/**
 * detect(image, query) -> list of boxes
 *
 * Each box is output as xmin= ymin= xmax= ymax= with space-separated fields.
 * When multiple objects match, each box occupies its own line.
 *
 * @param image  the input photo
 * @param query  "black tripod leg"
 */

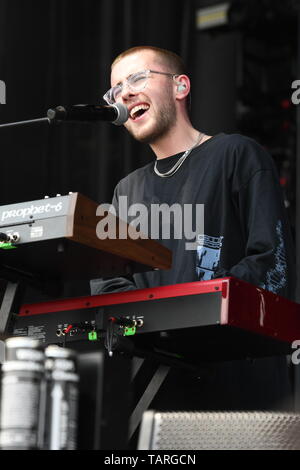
xmin=129 ymin=364 xmax=170 ymax=439
xmin=0 ymin=281 xmax=25 ymax=333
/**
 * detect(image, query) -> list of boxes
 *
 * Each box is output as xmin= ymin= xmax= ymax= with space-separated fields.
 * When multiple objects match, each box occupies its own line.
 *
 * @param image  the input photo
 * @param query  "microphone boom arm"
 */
xmin=0 ymin=103 xmax=129 ymax=129
xmin=0 ymin=117 xmax=50 ymax=128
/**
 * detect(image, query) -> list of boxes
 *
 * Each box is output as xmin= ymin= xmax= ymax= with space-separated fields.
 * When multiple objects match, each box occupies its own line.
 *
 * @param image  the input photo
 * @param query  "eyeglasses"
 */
xmin=103 ymin=69 xmax=178 ymax=105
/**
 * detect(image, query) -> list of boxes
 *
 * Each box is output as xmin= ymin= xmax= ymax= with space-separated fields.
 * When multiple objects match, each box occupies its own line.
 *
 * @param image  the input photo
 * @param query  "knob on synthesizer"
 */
xmin=0 ymin=232 xmax=10 ymax=242
xmin=10 ymin=232 xmax=20 ymax=242
xmin=0 ymin=231 xmax=20 ymax=243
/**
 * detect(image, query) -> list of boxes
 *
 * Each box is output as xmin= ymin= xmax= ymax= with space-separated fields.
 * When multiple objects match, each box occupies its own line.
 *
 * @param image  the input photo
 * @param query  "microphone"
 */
xmin=47 ymin=103 xmax=129 ymax=126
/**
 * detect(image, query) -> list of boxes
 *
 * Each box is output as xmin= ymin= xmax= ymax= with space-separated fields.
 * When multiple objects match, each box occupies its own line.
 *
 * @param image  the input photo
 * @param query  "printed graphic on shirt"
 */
xmin=261 ymin=220 xmax=287 ymax=294
xmin=196 ymin=234 xmax=223 ymax=281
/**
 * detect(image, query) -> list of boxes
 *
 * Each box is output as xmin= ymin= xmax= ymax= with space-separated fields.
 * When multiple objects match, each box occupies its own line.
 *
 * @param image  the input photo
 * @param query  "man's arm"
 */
xmin=90 ymin=184 xmax=137 ymax=295
xmin=215 ymin=145 xmax=295 ymax=300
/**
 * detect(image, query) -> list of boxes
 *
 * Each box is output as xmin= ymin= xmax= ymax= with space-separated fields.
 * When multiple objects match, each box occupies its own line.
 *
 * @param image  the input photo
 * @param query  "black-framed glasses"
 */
xmin=103 ymin=69 xmax=178 ymax=105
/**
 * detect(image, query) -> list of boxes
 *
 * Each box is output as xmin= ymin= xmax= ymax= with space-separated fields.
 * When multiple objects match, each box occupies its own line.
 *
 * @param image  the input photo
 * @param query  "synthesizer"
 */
xmin=14 ymin=277 xmax=300 ymax=364
xmin=0 ymin=193 xmax=171 ymax=282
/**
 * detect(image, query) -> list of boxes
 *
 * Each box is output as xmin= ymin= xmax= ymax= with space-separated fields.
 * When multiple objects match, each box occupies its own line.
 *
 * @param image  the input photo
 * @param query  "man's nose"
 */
xmin=120 ymin=83 xmax=137 ymax=101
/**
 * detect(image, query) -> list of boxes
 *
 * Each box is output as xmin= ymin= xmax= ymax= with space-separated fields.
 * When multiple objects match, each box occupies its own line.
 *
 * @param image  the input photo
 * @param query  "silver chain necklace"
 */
xmin=154 ymin=131 xmax=205 ymax=178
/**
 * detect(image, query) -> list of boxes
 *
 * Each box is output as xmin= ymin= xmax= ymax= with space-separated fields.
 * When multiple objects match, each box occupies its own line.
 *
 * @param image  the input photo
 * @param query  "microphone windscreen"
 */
xmin=112 ymin=103 xmax=129 ymax=126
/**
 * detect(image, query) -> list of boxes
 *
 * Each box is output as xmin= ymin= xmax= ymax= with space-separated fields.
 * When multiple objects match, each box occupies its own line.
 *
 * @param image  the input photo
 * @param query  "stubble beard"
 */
xmin=125 ymin=95 xmax=177 ymax=145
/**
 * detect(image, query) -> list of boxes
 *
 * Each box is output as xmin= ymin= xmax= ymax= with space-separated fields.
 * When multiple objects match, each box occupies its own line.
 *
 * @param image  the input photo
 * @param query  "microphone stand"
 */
xmin=0 ymin=117 xmax=50 ymax=128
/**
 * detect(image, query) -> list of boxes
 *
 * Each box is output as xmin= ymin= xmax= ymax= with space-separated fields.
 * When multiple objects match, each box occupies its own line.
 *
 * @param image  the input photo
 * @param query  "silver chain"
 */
xmin=153 ymin=131 xmax=205 ymax=178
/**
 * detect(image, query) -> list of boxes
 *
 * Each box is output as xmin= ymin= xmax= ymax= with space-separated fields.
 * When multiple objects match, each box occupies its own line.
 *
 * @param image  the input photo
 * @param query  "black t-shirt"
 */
xmin=90 ymin=132 xmax=295 ymax=412
xmin=104 ymin=133 xmax=295 ymax=300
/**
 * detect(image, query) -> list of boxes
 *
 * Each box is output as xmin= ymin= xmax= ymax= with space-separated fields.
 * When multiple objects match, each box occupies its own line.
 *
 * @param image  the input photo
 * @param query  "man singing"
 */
xmin=92 ymin=46 xmax=295 ymax=412
xmin=93 ymin=45 xmax=295 ymax=300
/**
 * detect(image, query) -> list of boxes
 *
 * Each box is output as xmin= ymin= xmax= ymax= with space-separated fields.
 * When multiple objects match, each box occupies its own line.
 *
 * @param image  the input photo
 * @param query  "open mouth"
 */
xmin=130 ymin=103 xmax=150 ymax=121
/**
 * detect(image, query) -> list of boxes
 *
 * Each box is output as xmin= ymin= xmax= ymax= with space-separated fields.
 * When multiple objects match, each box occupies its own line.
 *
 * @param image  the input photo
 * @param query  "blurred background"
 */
xmin=0 ymin=0 xmax=299 ymax=291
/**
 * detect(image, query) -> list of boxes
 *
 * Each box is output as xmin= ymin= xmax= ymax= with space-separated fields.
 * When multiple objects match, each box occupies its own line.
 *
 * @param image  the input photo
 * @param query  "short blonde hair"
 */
xmin=111 ymin=46 xmax=187 ymax=75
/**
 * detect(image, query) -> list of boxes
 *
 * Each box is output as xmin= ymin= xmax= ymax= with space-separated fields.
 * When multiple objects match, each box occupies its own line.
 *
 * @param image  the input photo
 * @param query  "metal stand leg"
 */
xmin=0 ymin=281 xmax=24 ymax=333
xmin=129 ymin=364 xmax=170 ymax=439
xmin=131 ymin=357 xmax=145 ymax=380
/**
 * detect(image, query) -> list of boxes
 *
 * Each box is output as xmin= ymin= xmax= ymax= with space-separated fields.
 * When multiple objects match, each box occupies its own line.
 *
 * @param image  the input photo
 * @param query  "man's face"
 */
xmin=110 ymin=51 xmax=177 ymax=144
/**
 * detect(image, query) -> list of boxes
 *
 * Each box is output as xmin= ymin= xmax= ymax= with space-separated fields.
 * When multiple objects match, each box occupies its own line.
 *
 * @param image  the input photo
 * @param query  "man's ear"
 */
xmin=174 ymin=75 xmax=190 ymax=101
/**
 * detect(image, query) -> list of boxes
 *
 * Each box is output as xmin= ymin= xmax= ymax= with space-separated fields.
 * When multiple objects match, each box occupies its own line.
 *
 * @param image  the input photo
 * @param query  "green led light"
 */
xmin=0 ymin=242 xmax=16 ymax=250
xmin=124 ymin=326 xmax=136 ymax=336
xmin=88 ymin=331 xmax=98 ymax=341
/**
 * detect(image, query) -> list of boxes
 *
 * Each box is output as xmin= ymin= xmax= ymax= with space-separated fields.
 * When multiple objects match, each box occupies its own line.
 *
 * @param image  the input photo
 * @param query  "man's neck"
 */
xmin=150 ymin=122 xmax=203 ymax=160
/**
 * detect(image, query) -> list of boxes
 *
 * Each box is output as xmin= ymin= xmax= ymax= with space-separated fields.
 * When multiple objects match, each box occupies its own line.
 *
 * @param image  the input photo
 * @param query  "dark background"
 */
xmin=0 ymin=0 xmax=298 ymax=295
xmin=0 ymin=0 xmax=300 ymax=441
xmin=0 ymin=0 xmax=297 ymax=211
